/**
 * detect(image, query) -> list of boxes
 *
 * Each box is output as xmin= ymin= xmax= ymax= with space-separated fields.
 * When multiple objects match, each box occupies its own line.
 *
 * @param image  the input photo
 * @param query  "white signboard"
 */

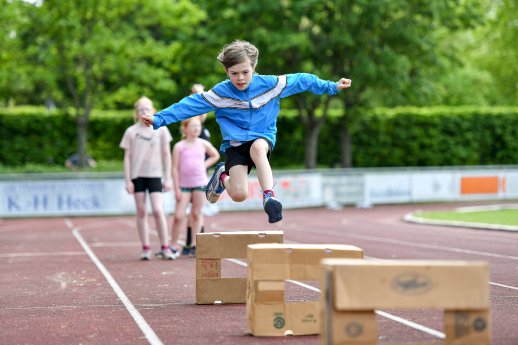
xmin=216 ymin=173 xmax=323 ymax=211
xmin=0 ymin=179 xmax=138 ymax=217
xmin=0 ymin=173 xmax=323 ymax=217
xmin=410 ymin=172 xmax=457 ymax=201
xmin=363 ymin=173 xmax=411 ymax=204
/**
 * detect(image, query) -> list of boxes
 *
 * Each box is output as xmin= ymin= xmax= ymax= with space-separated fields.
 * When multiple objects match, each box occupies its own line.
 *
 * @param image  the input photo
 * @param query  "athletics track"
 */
xmin=1 ymin=201 xmax=517 ymax=345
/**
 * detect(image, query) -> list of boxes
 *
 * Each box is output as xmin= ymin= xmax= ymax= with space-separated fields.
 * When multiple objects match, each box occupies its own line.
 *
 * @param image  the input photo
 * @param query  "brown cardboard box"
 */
xmin=196 ymin=231 xmax=283 ymax=304
xmin=444 ymin=309 xmax=492 ymax=345
xmin=247 ymin=244 xmax=364 ymax=336
xmin=320 ymin=259 xmax=491 ymax=345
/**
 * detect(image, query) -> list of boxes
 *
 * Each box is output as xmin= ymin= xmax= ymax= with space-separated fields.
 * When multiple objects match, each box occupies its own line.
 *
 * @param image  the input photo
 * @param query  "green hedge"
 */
xmin=1 ymin=106 xmax=518 ymax=168
xmin=350 ymin=106 xmax=518 ymax=167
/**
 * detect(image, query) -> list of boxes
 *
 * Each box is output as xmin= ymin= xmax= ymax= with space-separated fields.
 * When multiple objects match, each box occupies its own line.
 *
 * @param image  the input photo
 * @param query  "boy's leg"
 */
xmin=206 ymin=162 xmax=249 ymax=203
xmin=225 ymin=164 xmax=249 ymax=202
xmin=249 ymin=139 xmax=273 ymax=191
xmin=250 ymin=139 xmax=283 ymax=223
xmin=206 ymin=162 xmax=226 ymax=203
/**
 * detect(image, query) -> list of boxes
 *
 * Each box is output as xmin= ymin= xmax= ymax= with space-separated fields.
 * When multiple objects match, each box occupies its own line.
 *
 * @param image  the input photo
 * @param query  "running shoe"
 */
xmin=181 ymin=245 xmax=191 ymax=256
xmin=140 ymin=249 xmax=151 ymax=261
xmin=205 ymin=162 xmax=226 ymax=203
xmin=155 ymin=248 xmax=178 ymax=260
xmin=263 ymin=192 xmax=283 ymax=223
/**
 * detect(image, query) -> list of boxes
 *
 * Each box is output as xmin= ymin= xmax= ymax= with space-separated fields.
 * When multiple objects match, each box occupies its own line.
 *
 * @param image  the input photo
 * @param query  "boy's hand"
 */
xmin=337 ymin=78 xmax=352 ymax=90
xmin=142 ymin=114 xmax=154 ymax=127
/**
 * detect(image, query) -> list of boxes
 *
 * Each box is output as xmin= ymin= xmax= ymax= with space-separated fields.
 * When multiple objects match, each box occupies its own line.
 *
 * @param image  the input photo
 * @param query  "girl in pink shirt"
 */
xmin=171 ymin=116 xmax=220 ymax=255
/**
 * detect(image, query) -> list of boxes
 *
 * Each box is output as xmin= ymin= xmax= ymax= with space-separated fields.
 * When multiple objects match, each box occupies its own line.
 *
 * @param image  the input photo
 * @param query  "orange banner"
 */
xmin=460 ymin=176 xmax=504 ymax=194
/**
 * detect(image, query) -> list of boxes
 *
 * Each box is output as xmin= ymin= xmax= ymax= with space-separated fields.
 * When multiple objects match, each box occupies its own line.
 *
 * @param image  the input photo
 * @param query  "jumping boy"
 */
xmin=143 ymin=40 xmax=351 ymax=223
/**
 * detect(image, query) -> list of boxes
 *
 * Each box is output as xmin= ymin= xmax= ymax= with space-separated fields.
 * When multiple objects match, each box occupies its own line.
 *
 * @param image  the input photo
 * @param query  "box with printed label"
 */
xmin=320 ymin=259 xmax=491 ymax=345
xmin=246 ymin=243 xmax=364 ymax=336
xmin=196 ymin=231 xmax=283 ymax=304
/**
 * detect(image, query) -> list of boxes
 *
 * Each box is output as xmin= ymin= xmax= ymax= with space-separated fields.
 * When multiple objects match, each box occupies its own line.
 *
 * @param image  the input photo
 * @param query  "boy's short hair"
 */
xmin=217 ymin=40 xmax=259 ymax=69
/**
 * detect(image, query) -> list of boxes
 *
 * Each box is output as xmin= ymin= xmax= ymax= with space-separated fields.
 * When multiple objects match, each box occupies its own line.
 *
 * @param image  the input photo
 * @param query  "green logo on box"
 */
xmin=273 ymin=314 xmax=285 ymax=329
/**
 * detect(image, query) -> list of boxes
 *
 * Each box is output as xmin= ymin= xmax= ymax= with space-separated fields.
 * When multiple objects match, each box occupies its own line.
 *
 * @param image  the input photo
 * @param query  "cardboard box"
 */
xmin=320 ymin=259 xmax=491 ymax=345
xmin=246 ymin=243 xmax=364 ymax=336
xmin=444 ymin=309 xmax=492 ymax=345
xmin=195 ymin=231 xmax=283 ymax=304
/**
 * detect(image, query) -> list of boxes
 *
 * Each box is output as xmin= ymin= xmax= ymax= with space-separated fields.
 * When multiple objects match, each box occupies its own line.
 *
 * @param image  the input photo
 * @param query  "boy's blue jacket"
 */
xmin=153 ymin=73 xmax=339 ymax=152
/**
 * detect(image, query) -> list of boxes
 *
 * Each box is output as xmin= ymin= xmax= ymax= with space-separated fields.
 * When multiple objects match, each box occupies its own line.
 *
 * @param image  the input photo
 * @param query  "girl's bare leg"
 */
xmin=134 ymin=192 xmax=149 ymax=247
xmin=171 ymin=192 xmax=191 ymax=250
xmin=189 ymin=191 xmax=205 ymax=246
xmin=149 ymin=191 xmax=169 ymax=248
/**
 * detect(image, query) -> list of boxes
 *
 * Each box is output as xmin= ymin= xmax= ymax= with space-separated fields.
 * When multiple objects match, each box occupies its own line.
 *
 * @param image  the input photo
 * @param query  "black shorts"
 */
xmin=132 ymin=177 xmax=163 ymax=193
xmin=224 ymin=138 xmax=272 ymax=174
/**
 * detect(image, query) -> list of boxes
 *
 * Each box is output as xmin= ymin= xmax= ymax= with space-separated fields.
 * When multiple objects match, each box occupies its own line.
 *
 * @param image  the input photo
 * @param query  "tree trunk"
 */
xmin=76 ymin=113 xmax=89 ymax=168
xmin=304 ymin=118 xmax=322 ymax=169
xmin=298 ymin=97 xmax=330 ymax=169
xmin=340 ymin=99 xmax=355 ymax=168
xmin=340 ymin=119 xmax=352 ymax=168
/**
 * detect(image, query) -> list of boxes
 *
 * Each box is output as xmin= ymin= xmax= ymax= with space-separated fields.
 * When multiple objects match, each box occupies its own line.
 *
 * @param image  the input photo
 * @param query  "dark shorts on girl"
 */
xmin=132 ymin=177 xmax=162 ymax=193
xmin=224 ymin=138 xmax=272 ymax=174
xmin=180 ymin=186 xmax=205 ymax=192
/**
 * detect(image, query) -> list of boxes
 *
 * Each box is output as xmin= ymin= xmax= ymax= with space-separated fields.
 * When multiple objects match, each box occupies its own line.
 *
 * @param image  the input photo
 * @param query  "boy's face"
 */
xmin=225 ymin=58 xmax=255 ymax=91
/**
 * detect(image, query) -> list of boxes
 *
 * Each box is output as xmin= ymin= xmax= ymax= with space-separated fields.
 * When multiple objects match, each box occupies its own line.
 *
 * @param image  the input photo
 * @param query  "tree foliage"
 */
xmin=8 ymin=0 xmax=206 ymax=167
xmin=1 ymin=0 xmax=515 ymax=169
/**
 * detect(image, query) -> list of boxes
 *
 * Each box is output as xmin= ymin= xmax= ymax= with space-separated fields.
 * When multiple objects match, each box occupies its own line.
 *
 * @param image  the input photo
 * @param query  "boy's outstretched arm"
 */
xmin=282 ymin=73 xmax=351 ymax=98
xmin=142 ymin=93 xmax=215 ymax=129
xmin=337 ymin=78 xmax=352 ymax=90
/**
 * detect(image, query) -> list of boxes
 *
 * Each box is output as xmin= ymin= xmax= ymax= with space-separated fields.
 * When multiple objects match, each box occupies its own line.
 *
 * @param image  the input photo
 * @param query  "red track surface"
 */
xmin=1 ymin=201 xmax=517 ymax=345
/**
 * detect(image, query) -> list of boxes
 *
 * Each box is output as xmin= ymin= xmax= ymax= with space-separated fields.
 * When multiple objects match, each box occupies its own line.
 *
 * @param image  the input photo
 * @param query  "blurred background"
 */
xmin=0 ymin=0 xmax=517 ymax=176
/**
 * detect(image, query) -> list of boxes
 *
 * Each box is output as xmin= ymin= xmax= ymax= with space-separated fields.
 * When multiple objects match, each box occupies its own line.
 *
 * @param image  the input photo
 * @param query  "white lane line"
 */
xmin=225 ymin=258 xmax=247 ymax=267
xmin=90 ymin=242 xmax=141 ymax=248
xmin=344 ymin=233 xmax=518 ymax=260
xmin=287 ymin=279 xmax=320 ymax=292
xmin=375 ymin=310 xmax=445 ymax=339
xmin=228 ymin=235 xmax=518 ymax=292
xmin=490 ymin=282 xmax=518 ymax=291
xmin=64 ymin=219 xmax=163 ymax=345
xmin=405 ymin=213 xmax=518 ymax=232
xmin=2 ymin=302 xmax=184 ymax=311
xmin=224 ymin=258 xmax=445 ymax=339
xmin=0 ymin=251 xmax=85 ymax=258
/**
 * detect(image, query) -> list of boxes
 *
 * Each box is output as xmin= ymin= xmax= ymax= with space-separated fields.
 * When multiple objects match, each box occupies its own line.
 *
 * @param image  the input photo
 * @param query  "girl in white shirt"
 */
xmin=120 ymin=96 xmax=176 ymax=260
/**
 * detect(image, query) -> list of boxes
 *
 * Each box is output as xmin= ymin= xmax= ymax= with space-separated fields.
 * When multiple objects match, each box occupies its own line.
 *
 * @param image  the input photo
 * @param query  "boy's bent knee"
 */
xmin=230 ymin=190 xmax=248 ymax=202
xmin=250 ymin=139 xmax=268 ymax=155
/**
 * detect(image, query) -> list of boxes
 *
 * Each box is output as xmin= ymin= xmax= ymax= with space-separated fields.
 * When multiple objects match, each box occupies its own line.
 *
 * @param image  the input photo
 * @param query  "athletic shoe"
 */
xmin=168 ymin=246 xmax=182 ymax=257
xmin=155 ymin=248 xmax=177 ymax=260
xmin=205 ymin=162 xmax=226 ymax=203
xmin=190 ymin=246 xmax=196 ymax=257
xmin=263 ymin=192 xmax=283 ymax=223
xmin=181 ymin=245 xmax=191 ymax=256
xmin=140 ymin=249 xmax=151 ymax=261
